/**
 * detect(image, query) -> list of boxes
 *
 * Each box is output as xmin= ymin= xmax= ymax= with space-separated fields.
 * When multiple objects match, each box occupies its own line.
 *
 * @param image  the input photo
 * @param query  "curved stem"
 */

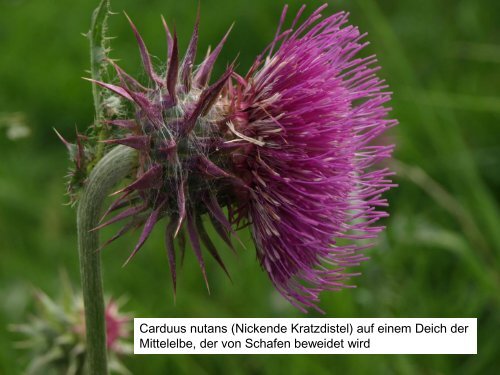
xmin=77 ymin=145 xmax=136 ymax=375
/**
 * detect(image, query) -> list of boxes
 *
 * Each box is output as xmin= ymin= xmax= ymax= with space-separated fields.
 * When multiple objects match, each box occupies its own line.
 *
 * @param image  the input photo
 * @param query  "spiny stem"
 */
xmin=89 ymin=0 xmax=111 ymax=164
xmin=77 ymin=145 xmax=136 ymax=375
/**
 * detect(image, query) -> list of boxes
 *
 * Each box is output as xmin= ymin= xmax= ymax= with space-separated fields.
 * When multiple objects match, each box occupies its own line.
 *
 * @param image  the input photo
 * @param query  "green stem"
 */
xmin=77 ymin=145 xmax=136 ymax=375
xmin=89 ymin=0 xmax=111 ymax=164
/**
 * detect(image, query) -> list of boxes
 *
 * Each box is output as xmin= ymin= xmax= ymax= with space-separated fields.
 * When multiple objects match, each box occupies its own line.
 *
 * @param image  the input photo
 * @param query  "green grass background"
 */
xmin=1 ymin=0 xmax=499 ymax=373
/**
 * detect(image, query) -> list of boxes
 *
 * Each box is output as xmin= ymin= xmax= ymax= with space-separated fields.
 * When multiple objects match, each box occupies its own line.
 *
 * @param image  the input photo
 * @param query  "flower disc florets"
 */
xmin=224 ymin=5 xmax=397 ymax=312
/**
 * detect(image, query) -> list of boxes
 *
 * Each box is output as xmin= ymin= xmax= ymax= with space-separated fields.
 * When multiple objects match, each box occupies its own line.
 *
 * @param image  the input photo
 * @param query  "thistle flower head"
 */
xmin=88 ymin=5 xmax=396 ymax=312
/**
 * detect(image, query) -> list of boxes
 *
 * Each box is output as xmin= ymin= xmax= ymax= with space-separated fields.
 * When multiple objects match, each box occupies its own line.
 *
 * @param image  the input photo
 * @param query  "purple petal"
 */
xmin=268 ymin=5 xmax=288 ymax=57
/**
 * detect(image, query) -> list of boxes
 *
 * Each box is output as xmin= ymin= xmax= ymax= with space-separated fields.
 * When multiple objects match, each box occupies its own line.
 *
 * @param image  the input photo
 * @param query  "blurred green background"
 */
xmin=1 ymin=0 xmax=499 ymax=373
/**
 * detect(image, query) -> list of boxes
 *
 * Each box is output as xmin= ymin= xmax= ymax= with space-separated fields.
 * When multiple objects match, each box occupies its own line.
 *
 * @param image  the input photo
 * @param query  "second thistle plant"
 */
xmin=10 ymin=281 xmax=131 ymax=375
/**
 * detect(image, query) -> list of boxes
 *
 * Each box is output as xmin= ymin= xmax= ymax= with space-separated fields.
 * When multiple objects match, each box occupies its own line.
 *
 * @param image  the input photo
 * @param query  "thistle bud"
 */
xmin=10 ymin=281 xmax=131 ymax=374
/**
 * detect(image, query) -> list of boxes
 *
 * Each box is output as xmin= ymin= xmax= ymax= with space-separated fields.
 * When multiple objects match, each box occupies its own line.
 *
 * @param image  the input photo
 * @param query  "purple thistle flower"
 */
xmin=86 ymin=4 xmax=396 ymax=312
xmin=225 ymin=5 xmax=397 ymax=312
